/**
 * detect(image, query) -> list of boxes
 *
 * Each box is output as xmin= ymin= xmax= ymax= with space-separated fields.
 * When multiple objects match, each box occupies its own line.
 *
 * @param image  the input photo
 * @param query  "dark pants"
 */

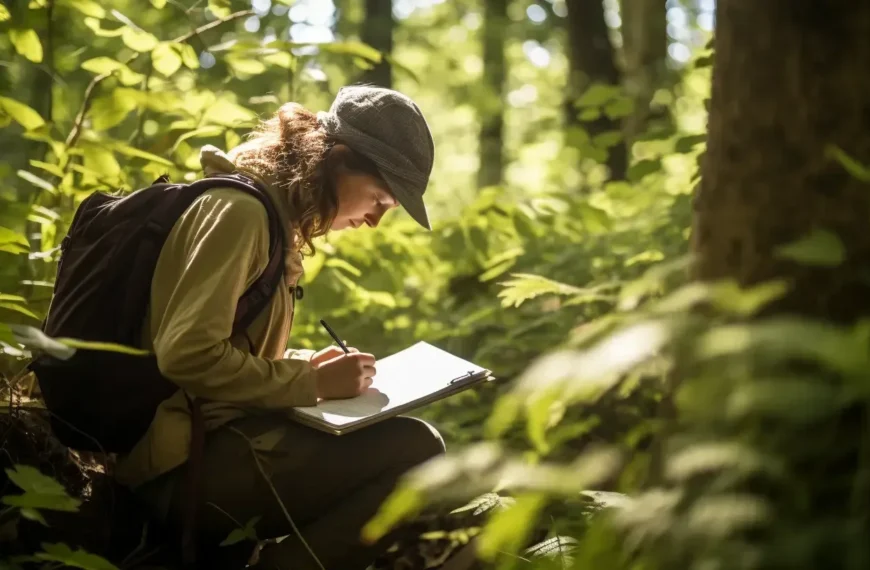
xmin=136 ymin=414 xmax=445 ymax=570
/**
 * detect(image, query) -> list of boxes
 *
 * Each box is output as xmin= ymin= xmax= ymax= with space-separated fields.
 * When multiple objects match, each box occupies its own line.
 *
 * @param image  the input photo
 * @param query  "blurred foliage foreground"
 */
xmin=5 ymin=2 xmax=864 ymax=570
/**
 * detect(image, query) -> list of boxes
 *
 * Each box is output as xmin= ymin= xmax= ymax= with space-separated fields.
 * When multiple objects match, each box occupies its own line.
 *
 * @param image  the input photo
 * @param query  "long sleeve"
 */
xmin=148 ymin=188 xmax=318 ymax=408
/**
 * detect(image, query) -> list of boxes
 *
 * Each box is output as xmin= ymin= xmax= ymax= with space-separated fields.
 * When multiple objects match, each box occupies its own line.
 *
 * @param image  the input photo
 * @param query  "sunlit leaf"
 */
xmin=0 ymin=5 xmax=9 ymax=21
xmin=29 ymin=160 xmax=65 ymax=178
xmin=110 ymin=142 xmax=174 ymax=166
xmin=10 ymin=29 xmax=43 ymax=63
xmin=202 ymin=99 xmax=258 ymax=127
xmin=83 ymin=17 xmax=125 ymax=38
xmin=593 ymin=130 xmax=623 ymax=149
xmin=152 ymin=42 xmax=184 ymax=77
xmin=687 ymin=494 xmax=772 ymax=537
xmin=90 ymin=89 xmax=138 ymax=131
xmin=498 ymin=274 xmax=585 ymax=308
xmin=59 ymin=0 xmax=105 ymax=17
xmin=326 ymin=258 xmax=363 ymax=277
xmin=178 ymin=44 xmax=200 ymax=69
xmin=0 ymin=302 xmax=39 ymax=320
xmin=150 ymin=0 xmax=167 ymax=8
xmin=9 ymin=325 xmax=76 ymax=360
xmin=0 ymin=227 xmax=28 ymax=247
xmin=477 ymin=494 xmax=545 ymax=561
xmin=0 ymin=96 xmax=46 ymax=131
xmin=775 ymin=228 xmax=845 ymax=267
xmin=362 ymin=486 xmax=424 ymax=543
xmin=81 ymin=57 xmax=144 ymax=86
xmin=226 ymin=55 xmax=267 ymax=75
xmin=666 ymin=442 xmax=784 ymax=482
xmin=17 ymin=170 xmax=56 ymax=194
xmin=122 ymin=27 xmax=159 ymax=52
xmin=263 ymin=50 xmax=296 ymax=69
xmin=208 ymin=0 xmax=232 ymax=18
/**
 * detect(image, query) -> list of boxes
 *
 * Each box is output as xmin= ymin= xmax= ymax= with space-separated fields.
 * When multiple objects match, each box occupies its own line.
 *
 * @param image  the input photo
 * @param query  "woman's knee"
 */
xmin=390 ymin=417 xmax=446 ymax=464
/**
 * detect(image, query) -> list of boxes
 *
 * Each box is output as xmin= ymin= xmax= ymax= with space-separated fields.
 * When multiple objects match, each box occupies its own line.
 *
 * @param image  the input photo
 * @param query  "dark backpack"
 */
xmin=29 ymin=173 xmax=286 ymax=454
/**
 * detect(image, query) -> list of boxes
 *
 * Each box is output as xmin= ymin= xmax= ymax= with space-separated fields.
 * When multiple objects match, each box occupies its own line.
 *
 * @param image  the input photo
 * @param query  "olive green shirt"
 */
xmin=114 ymin=147 xmax=319 ymax=488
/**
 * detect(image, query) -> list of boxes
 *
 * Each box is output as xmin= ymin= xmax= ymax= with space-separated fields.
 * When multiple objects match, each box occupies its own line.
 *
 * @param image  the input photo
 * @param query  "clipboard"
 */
xmin=289 ymin=342 xmax=494 ymax=435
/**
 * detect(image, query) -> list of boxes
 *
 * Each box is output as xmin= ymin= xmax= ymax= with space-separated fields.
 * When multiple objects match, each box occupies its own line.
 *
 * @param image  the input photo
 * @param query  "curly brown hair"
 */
xmin=227 ymin=103 xmax=384 ymax=254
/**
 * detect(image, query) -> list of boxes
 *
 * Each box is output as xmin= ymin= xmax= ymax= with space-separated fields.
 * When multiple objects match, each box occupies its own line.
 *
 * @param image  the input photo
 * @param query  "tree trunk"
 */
xmin=564 ymin=0 xmax=627 ymax=181
xmin=620 ymin=0 xmax=670 ymax=141
xmin=691 ymin=0 xmax=870 ymax=324
xmin=360 ymin=0 xmax=394 ymax=88
xmin=476 ymin=0 xmax=507 ymax=189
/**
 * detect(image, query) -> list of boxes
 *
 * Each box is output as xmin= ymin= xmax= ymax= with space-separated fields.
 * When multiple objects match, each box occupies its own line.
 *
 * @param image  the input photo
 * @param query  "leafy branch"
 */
xmin=63 ymin=9 xmax=253 ymax=155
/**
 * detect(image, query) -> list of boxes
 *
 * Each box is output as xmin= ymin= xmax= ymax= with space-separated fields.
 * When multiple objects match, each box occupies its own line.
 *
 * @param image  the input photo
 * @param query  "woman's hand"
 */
xmin=314 ymin=350 xmax=377 ymax=400
xmin=310 ymin=344 xmax=359 ymax=367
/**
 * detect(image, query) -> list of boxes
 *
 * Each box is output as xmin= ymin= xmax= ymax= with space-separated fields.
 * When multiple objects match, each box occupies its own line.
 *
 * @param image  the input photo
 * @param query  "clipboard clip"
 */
xmin=450 ymin=371 xmax=477 ymax=385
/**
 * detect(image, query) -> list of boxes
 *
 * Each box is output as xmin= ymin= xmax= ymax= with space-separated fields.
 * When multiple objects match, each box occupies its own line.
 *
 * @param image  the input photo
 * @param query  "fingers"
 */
xmin=362 ymin=377 xmax=373 ymax=390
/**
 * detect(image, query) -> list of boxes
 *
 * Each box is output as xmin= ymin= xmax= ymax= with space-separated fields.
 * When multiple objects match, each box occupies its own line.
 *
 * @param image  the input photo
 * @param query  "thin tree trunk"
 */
xmin=564 ymin=0 xmax=627 ymax=181
xmin=691 ymin=0 xmax=870 ymax=324
xmin=360 ymin=0 xmax=393 ymax=88
xmin=476 ymin=0 xmax=507 ymax=189
xmin=621 ymin=0 xmax=670 ymax=141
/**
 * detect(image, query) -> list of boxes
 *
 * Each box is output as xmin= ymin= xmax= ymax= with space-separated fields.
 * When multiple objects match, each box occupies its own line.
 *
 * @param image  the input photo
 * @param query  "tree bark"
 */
xmin=620 ymin=0 xmax=670 ymax=141
xmin=691 ymin=0 xmax=870 ymax=324
xmin=476 ymin=0 xmax=507 ymax=189
xmin=564 ymin=0 xmax=627 ymax=181
xmin=360 ymin=0 xmax=394 ymax=88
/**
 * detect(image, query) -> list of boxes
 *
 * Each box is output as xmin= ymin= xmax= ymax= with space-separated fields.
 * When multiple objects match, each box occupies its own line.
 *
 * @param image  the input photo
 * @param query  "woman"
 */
xmin=117 ymin=86 xmax=444 ymax=569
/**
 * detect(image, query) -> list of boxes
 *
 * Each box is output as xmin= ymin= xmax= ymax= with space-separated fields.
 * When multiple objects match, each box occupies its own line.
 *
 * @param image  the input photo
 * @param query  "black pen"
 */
xmin=319 ymin=319 xmax=349 ymax=355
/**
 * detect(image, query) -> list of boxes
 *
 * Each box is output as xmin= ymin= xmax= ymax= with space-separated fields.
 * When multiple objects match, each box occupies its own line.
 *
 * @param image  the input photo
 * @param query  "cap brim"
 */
xmin=381 ymin=170 xmax=431 ymax=230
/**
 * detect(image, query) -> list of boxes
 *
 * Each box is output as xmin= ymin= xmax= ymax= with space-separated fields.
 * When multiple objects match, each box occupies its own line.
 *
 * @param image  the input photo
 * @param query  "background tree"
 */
xmin=360 ymin=0 xmax=394 ymax=87
xmin=564 ymin=0 xmax=627 ymax=181
xmin=475 ymin=0 xmax=507 ymax=190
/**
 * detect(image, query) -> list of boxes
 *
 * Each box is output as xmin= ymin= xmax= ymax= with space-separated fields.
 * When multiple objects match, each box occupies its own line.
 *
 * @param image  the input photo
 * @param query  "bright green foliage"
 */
xmin=0 ymin=0 xmax=720 ymax=567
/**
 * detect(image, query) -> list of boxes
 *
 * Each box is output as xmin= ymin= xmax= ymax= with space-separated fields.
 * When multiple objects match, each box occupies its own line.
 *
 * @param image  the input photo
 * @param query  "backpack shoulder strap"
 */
xmin=186 ymin=173 xmax=287 ymax=335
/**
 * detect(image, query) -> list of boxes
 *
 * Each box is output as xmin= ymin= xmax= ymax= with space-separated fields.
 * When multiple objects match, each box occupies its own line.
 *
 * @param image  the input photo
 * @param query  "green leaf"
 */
xmin=151 ymin=0 xmax=167 ymax=7
xmin=604 ymin=97 xmax=634 ymax=119
xmin=675 ymin=134 xmax=707 ymax=153
xmin=59 ymin=0 xmax=106 ymax=18
xmin=111 ymin=142 xmax=174 ymax=166
xmin=593 ymin=130 xmax=623 ymax=149
xmin=34 ymin=543 xmax=119 ymax=570
xmin=578 ymin=107 xmax=600 ymax=122
xmin=202 ymin=99 xmax=258 ymax=128
xmin=209 ymin=0 xmax=232 ymax=18
xmin=152 ymin=43 xmax=183 ymax=77
xmin=220 ymin=516 xmax=260 ymax=546
xmin=10 ymin=29 xmax=43 ymax=63
xmin=81 ymin=57 xmax=144 ymax=86
xmin=29 ymin=160 xmax=65 ymax=178
xmin=575 ymin=83 xmax=621 ymax=108
xmin=90 ymin=90 xmax=137 ymax=131
xmin=226 ymin=55 xmax=267 ymax=76
xmin=0 ymin=96 xmax=46 ymax=131
xmin=82 ymin=145 xmax=121 ymax=179
xmin=0 ymin=5 xmax=10 ymax=21
xmin=0 ymin=294 xmax=27 ymax=303
xmin=57 ymin=338 xmax=150 ymax=356
xmin=477 ymin=494 xmax=545 ymax=560
xmin=178 ymin=44 xmax=200 ymax=69
xmin=775 ymin=228 xmax=846 ymax=267
xmin=826 ymin=145 xmax=870 ymax=182
xmin=17 ymin=170 xmax=56 ymax=193
xmin=83 ymin=17 xmax=125 ymax=37
xmin=316 ymin=41 xmax=382 ymax=62
xmin=627 ymin=158 xmax=662 ymax=182
xmin=3 ymin=465 xmax=81 ymax=512
xmin=20 ymin=507 xmax=48 ymax=526
xmin=0 ymin=302 xmax=39 ymax=320
xmin=262 ymin=50 xmax=295 ymax=69
xmin=498 ymin=274 xmax=586 ymax=308
xmin=326 ymin=258 xmax=363 ymax=277
xmin=122 ymin=27 xmax=159 ymax=52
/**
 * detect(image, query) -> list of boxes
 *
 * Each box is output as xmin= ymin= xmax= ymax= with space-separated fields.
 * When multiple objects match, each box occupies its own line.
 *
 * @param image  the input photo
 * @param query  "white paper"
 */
xmin=293 ymin=341 xmax=487 ymax=428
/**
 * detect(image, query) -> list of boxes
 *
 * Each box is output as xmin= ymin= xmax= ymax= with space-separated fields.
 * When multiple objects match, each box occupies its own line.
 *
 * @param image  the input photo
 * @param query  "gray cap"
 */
xmin=317 ymin=85 xmax=435 ymax=230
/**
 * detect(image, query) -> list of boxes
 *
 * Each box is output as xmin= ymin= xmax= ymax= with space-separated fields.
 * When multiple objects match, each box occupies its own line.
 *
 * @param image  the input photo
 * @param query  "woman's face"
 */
xmin=330 ymin=155 xmax=400 ymax=231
